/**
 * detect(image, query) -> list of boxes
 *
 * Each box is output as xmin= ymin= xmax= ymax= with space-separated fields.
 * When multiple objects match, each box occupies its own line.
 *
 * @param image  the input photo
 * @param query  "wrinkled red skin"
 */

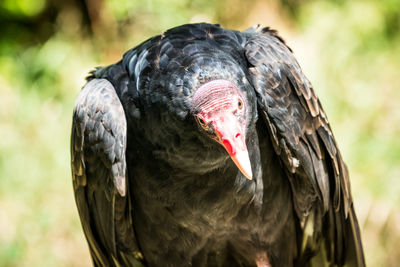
xmin=192 ymin=80 xmax=252 ymax=179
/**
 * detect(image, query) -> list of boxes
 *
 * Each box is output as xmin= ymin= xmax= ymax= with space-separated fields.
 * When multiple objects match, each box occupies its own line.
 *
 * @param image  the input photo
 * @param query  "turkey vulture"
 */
xmin=71 ymin=23 xmax=365 ymax=267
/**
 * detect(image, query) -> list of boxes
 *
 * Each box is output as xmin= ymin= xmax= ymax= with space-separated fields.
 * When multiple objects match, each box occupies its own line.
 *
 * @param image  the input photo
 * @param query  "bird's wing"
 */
xmin=244 ymin=28 xmax=365 ymax=266
xmin=71 ymin=78 xmax=144 ymax=266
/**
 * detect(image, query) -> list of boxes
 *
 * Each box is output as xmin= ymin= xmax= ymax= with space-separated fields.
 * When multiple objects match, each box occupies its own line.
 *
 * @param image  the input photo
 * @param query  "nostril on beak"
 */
xmin=222 ymin=139 xmax=235 ymax=156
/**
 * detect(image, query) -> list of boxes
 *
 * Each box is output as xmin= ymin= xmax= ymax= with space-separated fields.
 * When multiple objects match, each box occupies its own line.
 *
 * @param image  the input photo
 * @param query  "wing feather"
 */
xmin=71 ymin=79 xmax=143 ymax=266
xmin=245 ymin=28 xmax=365 ymax=266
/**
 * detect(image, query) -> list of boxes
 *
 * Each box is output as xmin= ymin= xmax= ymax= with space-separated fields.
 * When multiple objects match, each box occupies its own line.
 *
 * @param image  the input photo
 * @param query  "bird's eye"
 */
xmin=196 ymin=117 xmax=208 ymax=129
xmin=238 ymin=99 xmax=243 ymax=110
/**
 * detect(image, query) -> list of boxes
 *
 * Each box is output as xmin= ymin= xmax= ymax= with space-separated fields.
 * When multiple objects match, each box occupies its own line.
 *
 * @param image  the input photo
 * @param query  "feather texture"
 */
xmin=245 ymin=27 xmax=365 ymax=266
xmin=71 ymin=23 xmax=364 ymax=267
xmin=71 ymin=79 xmax=143 ymax=266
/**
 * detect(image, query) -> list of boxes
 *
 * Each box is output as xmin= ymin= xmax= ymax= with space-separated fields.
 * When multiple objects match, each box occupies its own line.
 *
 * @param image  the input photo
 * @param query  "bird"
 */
xmin=71 ymin=23 xmax=365 ymax=267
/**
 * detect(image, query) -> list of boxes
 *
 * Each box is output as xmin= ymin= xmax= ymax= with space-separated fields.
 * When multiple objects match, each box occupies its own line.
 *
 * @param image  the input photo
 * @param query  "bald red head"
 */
xmin=192 ymin=80 xmax=253 ymax=180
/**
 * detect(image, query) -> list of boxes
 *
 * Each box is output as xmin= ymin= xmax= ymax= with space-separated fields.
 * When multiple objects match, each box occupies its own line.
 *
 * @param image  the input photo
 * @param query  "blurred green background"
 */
xmin=0 ymin=0 xmax=399 ymax=266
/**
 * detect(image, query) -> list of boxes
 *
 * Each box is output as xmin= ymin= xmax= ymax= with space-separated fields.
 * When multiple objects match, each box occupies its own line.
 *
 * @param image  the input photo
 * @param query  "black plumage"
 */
xmin=71 ymin=23 xmax=365 ymax=266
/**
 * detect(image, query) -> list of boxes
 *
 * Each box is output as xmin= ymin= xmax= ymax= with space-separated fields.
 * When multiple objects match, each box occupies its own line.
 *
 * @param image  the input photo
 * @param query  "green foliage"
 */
xmin=0 ymin=0 xmax=398 ymax=266
xmin=296 ymin=1 xmax=400 ymax=265
xmin=297 ymin=0 xmax=400 ymax=201
xmin=2 ymin=0 xmax=46 ymax=17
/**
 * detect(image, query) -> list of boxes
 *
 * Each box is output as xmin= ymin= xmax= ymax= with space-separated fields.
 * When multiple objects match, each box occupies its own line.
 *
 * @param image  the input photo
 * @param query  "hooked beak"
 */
xmin=215 ymin=130 xmax=253 ymax=180
xmin=230 ymin=149 xmax=253 ymax=180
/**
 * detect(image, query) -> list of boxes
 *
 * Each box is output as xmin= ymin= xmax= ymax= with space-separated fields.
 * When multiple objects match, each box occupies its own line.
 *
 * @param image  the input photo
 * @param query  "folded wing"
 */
xmin=71 ymin=78 xmax=143 ymax=266
xmin=245 ymin=28 xmax=365 ymax=266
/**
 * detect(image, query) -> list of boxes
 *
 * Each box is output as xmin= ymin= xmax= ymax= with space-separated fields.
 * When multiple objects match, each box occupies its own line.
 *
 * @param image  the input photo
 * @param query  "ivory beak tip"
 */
xmin=231 ymin=150 xmax=253 ymax=180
